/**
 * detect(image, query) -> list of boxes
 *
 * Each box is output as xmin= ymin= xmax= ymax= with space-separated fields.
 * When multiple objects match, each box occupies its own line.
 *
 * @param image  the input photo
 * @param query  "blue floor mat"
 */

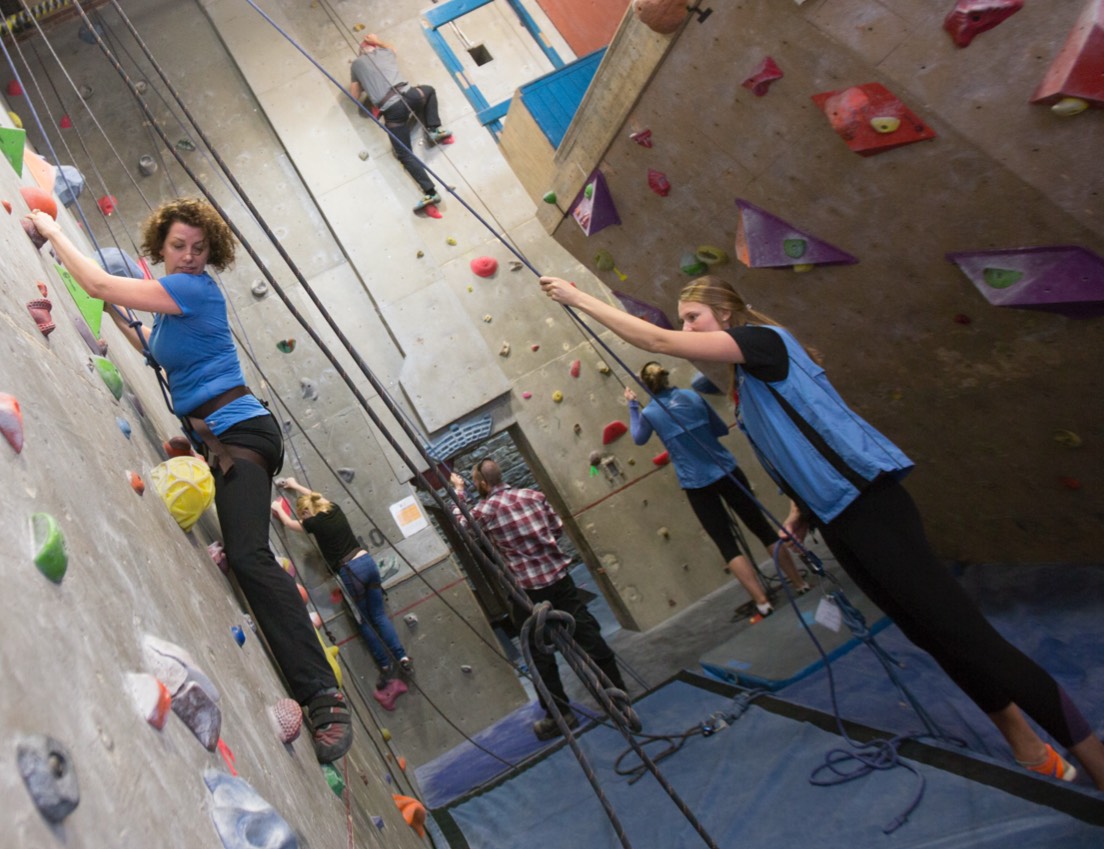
xmin=780 ymin=563 xmax=1104 ymax=770
xmin=433 ymin=677 xmax=1103 ymax=849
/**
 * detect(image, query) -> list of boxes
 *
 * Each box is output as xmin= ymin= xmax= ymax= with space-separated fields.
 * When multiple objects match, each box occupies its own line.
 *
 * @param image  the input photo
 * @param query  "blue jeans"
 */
xmin=339 ymin=553 xmax=406 ymax=671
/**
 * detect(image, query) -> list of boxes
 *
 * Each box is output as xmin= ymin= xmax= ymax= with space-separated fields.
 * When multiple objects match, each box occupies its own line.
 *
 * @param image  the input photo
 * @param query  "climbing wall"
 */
xmin=0 ymin=100 xmax=458 ymax=849
xmin=539 ymin=0 xmax=1104 ymax=567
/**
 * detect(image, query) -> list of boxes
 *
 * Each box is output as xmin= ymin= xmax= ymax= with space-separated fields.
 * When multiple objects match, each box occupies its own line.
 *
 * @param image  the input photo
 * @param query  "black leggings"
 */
xmin=819 ymin=477 xmax=1091 ymax=748
xmin=684 ymin=467 xmax=778 ymax=563
xmin=214 ymin=415 xmax=337 ymax=704
xmin=380 ymin=85 xmax=440 ymax=194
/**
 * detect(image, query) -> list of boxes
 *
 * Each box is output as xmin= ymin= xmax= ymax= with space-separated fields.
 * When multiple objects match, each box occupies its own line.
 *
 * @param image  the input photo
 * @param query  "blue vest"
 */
xmin=736 ymin=327 xmax=912 ymax=523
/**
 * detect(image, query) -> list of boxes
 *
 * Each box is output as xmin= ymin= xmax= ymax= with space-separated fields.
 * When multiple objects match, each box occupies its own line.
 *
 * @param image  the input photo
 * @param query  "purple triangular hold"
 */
xmin=734 ymin=198 xmax=857 ymax=268
xmin=570 ymin=170 xmax=621 ymax=236
xmin=946 ymin=245 xmax=1104 ymax=318
xmin=612 ymin=291 xmax=674 ymax=329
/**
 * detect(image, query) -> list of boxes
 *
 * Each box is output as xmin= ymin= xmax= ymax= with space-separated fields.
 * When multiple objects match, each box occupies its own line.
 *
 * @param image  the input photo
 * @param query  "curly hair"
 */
xmin=140 ymin=197 xmax=236 ymax=270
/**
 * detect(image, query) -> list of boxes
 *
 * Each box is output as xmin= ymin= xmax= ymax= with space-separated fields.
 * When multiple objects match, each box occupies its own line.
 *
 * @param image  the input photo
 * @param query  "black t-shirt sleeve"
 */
xmin=728 ymin=326 xmax=789 ymax=382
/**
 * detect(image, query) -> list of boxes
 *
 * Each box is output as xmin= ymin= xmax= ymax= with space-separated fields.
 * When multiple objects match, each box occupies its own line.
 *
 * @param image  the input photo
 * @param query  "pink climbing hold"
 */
xmin=98 ymin=195 xmax=117 ymax=216
xmin=647 ymin=169 xmax=671 ymax=197
xmin=742 ymin=56 xmax=784 ymax=96
xmin=373 ymin=678 xmax=408 ymax=711
xmin=0 ymin=393 xmax=24 ymax=453
xmin=630 ymin=129 xmax=653 ymax=147
xmin=652 ymin=451 xmax=671 ymax=467
xmin=423 ymin=204 xmax=443 ymax=219
xmin=59 ymin=115 xmax=73 ymax=129
xmin=471 ymin=256 xmax=498 ymax=278
xmin=270 ymin=698 xmax=303 ymax=744
xmin=26 ymin=297 xmax=55 ymax=337
xmin=208 ymin=541 xmax=229 ymax=574
xmin=943 ymin=1 xmax=1023 ymax=48
xmin=522 ymin=391 xmax=533 ymax=399
xmin=6 ymin=79 xmax=22 ymax=96
xmin=602 ymin=421 xmax=628 ymax=445
xmin=569 ymin=359 xmax=581 ymax=378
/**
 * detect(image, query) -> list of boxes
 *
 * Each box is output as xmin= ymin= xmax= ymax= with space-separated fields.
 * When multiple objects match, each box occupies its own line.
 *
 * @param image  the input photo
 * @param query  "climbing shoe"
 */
xmin=398 ymin=656 xmax=414 ymax=675
xmin=1018 ymin=744 xmax=1077 ymax=782
xmin=533 ymin=711 xmax=579 ymax=741
xmin=427 ymin=127 xmax=452 ymax=145
xmin=375 ymin=667 xmax=394 ymax=691
xmin=305 ymin=690 xmax=353 ymax=763
xmin=413 ymin=192 xmax=441 ymax=212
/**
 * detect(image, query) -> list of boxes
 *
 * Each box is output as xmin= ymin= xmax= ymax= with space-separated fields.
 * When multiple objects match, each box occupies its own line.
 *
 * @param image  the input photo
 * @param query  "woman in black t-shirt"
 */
xmin=272 ymin=478 xmax=411 ymax=688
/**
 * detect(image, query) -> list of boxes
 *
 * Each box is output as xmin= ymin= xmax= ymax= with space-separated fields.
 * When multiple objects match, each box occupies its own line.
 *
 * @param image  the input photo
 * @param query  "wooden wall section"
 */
xmin=542 ymin=0 xmax=1104 ymax=563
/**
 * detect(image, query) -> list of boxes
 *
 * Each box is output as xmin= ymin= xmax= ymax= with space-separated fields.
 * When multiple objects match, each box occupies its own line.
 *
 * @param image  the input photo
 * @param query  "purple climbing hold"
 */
xmin=569 ymin=170 xmax=621 ymax=236
xmin=734 ymin=199 xmax=857 ymax=269
xmin=612 ymin=291 xmax=674 ymax=329
xmin=173 ymin=680 xmax=222 ymax=751
xmin=946 ymin=245 xmax=1104 ymax=317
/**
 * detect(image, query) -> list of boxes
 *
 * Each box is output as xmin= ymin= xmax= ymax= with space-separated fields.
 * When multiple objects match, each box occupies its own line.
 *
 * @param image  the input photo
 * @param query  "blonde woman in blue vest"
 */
xmin=539 ymin=273 xmax=1104 ymax=789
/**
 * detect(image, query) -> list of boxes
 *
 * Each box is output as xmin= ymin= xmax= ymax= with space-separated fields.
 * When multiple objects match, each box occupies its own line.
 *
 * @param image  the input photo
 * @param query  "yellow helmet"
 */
xmin=150 ymin=456 xmax=215 ymax=532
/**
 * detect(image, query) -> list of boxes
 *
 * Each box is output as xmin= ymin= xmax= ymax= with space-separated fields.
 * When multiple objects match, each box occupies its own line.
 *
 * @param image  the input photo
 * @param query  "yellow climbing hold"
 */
xmin=317 ymin=630 xmax=343 ymax=687
xmin=150 ymin=456 xmax=215 ymax=532
xmin=869 ymin=116 xmax=900 ymax=134
xmin=8 ymin=111 xmax=23 ymax=129
xmin=792 ymin=263 xmax=815 ymax=273
xmin=1053 ymin=429 xmax=1082 ymax=448
xmin=1051 ymin=97 xmax=1088 ymax=117
xmin=695 ymin=245 xmax=729 ymax=266
xmin=447 ymin=237 xmax=457 ymax=246
xmin=552 ymin=390 xmax=564 ymax=403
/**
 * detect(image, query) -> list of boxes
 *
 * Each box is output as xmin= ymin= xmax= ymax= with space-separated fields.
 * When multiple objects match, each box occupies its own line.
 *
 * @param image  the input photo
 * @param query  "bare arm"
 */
xmin=271 ymin=499 xmax=304 ymax=533
xmin=278 ymin=477 xmax=314 ymax=497
xmin=539 ymin=276 xmax=745 ymax=364
xmin=350 ymin=80 xmax=364 ymax=100
xmin=104 ymin=304 xmax=153 ymax=354
xmin=27 ymin=211 xmax=180 ymax=315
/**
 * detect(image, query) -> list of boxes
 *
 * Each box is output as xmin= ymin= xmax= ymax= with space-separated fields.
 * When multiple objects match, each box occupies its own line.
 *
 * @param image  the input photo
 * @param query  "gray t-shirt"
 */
xmin=350 ymin=48 xmax=406 ymax=108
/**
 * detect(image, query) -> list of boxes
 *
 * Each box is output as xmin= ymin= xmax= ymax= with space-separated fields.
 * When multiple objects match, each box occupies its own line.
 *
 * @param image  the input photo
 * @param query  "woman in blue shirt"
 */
xmin=540 ymin=272 xmax=1104 ymax=788
xmin=28 ymin=199 xmax=352 ymax=763
xmin=626 ymin=361 xmax=808 ymax=618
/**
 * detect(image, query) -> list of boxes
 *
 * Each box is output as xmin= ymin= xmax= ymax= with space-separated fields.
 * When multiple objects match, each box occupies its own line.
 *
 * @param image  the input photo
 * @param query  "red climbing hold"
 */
xmin=374 ymin=678 xmax=408 ymax=711
xmin=19 ymin=186 xmax=57 ymax=219
xmin=26 ymin=297 xmax=55 ymax=337
xmin=98 ymin=195 xmax=117 ymax=216
xmin=630 ymin=129 xmax=653 ymax=147
xmin=742 ymin=56 xmax=784 ymax=96
xmin=944 ymin=1 xmax=1024 ymax=48
xmin=647 ymin=168 xmax=671 ymax=197
xmin=163 ymin=435 xmax=194 ymax=458
xmin=0 ymin=393 xmax=24 ymax=453
xmin=569 ymin=359 xmax=581 ymax=378
xmin=2 ymin=199 xmax=10 ymax=214
xmin=1031 ymin=0 xmax=1104 ymax=108
xmin=812 ymin=82 xmax=935 ymax=156
xmin=6 ymin=80 xmax=22 ymax=96
xmin=470 ymin=256 xmax=498 ymax=277
xmin=652 ymin=451 xmax=670 ymax=467
xmin=59 ymin=115 xmax=73 ymax=129
xmin=602 ymin=421 xmax=628 ymax=445
xmin=1059 ymin=476 xmax=1082 ymax=490
xmin=423 ymin=204 xmax=443 ymax=219
xmin=330 ymin=588 xmax=343 ymax=605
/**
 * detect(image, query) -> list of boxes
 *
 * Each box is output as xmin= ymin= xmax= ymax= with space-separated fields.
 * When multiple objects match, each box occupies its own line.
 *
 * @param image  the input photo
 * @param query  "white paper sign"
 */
xmin=389 ymin=495 xmax=428 ymax=538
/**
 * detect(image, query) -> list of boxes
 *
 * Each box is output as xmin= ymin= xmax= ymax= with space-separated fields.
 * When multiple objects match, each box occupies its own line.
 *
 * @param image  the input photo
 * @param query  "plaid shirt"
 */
xmin=453 ymin=484 xmax=571 ymax=589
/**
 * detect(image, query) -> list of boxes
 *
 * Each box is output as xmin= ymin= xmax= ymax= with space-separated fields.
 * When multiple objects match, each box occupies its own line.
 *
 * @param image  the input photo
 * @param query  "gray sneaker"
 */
xmin=413 ymin=192 xmax=441 ymax=212
xmin=428 ymin=127 xmax=452 ymax=144
xmin=533 ymin=711 xmax=579 ymax=741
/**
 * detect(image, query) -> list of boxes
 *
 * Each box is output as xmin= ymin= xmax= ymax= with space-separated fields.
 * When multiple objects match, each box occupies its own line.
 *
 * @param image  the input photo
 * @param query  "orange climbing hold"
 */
xmin=0 ymin=393 xmax=24 ymax=453
xmin=602 ymin=421 xmax=628 ymax=445
xmin=393 ymin=794 xmax=427 ymax=838
xmin=127 ymin=470 xmax=145 ymax=495
xmin=19 ymin=185 xmax=57 ymax=219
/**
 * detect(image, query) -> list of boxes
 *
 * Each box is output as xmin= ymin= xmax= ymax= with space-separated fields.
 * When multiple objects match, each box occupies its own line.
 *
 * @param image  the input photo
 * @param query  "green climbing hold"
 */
xmin=782 ymin=239 xmax=807 ymax=259
xmin=594 ymin=249 xmax=615 ymax=272
xmin=91 ymin=356 xmax=123 ymax=399
xmin=55 ymin=264 xmax=103 ymax=336
xmin=680 ymin=252 xmax=708 ymax=276
xmin=276 ymin=339 xmax=295 ymax=354
xmin=542 ymin=190 xmax=557 ymax=204
xmin=322 ymin=763 xmax=345 ymax=797
xmin=584 ymin=183 xmax=594 ymax=199
xmin=982 ymin=267 xmax=1023 ymax=289
xmin=31 ymin=513 xmax=68 ymax=583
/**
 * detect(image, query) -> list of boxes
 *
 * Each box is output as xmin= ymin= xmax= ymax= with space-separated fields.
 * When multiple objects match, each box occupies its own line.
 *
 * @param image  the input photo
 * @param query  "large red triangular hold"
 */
xmin=811 ymin=82 xmax=936 ymax=156
xmin=734 ymin=199 xmax=857 ymax=269
xmin=943 ymin=1 xmax=1024 ymax=48
xmin=1031 ymin=0 xmax=1104 ymax=107
xmin=946 ymin=245 xmax=1104 ymax=317
xmin=569 ymin=170 xmax=620 ymax=236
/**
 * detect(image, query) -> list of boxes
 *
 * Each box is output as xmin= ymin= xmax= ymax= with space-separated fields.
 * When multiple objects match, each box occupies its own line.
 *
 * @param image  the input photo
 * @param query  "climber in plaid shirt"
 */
xmin=450 ymin=458 xmax=626 ymax=740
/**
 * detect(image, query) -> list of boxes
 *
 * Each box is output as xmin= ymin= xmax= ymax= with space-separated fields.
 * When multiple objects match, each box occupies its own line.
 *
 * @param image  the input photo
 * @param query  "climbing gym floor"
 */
xmin=417 ymin=561 xmax=1104 ymax=847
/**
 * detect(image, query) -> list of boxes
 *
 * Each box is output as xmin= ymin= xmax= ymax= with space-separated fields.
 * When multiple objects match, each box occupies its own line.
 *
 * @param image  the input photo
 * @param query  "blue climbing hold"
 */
xmin=116 ymin=417 xmax=132 ymax=439
xmin=204 ymin=768 xmax=298 ymax=849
